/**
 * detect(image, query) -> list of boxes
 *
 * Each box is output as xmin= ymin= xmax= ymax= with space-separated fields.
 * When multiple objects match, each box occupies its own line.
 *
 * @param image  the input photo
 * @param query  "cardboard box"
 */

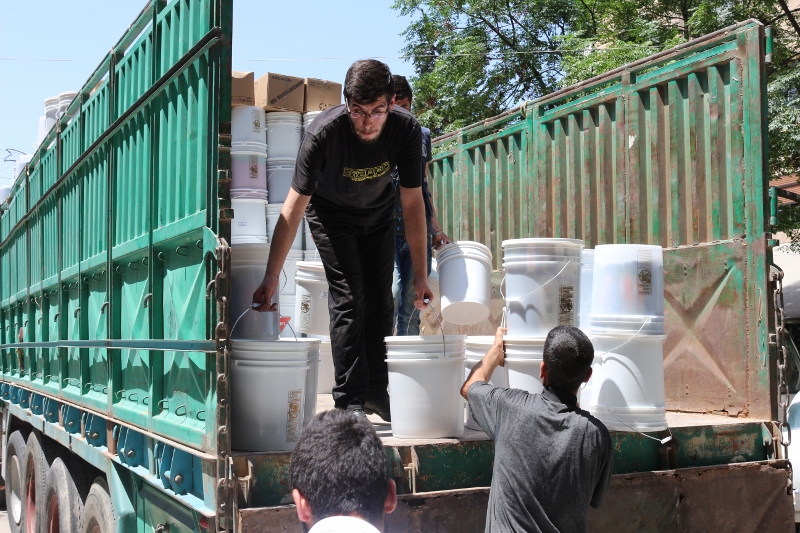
xmin=232 ymin=71 xmax=254 ymax=106
xmin=304 ymin=78 xmax=342 ymax=112
xmin=254 ymin=72 xmax=305 ymax=112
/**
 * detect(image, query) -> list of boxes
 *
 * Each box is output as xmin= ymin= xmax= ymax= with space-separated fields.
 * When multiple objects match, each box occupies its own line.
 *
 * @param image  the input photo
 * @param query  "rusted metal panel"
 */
xmin=237 ymin=461 xmax=792 ymax=532
xmin=589 ymin=461 xmax=794 ymax=532
xmin=430 ymin=20 xmax=771 ymax=417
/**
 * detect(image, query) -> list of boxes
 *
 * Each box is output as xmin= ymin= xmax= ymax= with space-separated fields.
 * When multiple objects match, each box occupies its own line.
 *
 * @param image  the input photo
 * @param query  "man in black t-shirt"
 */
xmin=253 ymin=60 xmax=432 ymax=420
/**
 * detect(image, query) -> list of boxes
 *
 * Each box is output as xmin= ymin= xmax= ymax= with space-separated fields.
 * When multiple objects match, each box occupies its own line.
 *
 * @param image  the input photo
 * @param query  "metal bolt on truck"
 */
xmin=0 ymin=1 xmax=796 ymax=531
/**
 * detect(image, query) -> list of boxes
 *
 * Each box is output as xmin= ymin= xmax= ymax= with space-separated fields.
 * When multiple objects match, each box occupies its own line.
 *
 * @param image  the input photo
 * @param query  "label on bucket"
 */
xmin=299 ymin=293 xmax=312 ymax=330
xmin=558 ymin=285 xmax=575 ymax=326
xmin=251 ymin=109 xmax=261 ymax=133
xmin=286 ymin=389 xmax=302 ymax=442
xmin=637 ymin=250 xmax=653 ymax=295
xmin=249 ymin=155 xmax=259 ymax=180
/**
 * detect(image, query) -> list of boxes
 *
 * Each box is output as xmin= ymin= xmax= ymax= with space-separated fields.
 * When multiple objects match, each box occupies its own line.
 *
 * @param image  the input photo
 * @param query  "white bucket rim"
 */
xmin=504 ymin=357 xmax=544 ymax=363
xmin=385 ymin=335 xmax=466 ymax=344
xmin=297 ymin=261 xmax=327 ymax=273
xmin=386 ymin=357 xmax=466 ymax=363
xmin=435 ymin=241 xmax=493 ymax=264
xmin=233 ymin=360 xmax=310 ymax=368
xmin=284 ymin=250 xmax=305 ymax=258
xmin=591 ymin=333 xmax=666 ymax=341
xmin=503 ymin=255 xmax=583 ymax=265
xmin=266 ymin=159 xmax=296 ymax=168
xmin=266 ymin=111 xmax=302 ymax=119
xmin=502 ymin=238 xmax=584 ymax=248
xmin=232 ymin=339 xmax=309 ymax=351
xmin=231 ymin=235 xmax=269 ymax=245
xmin=232 ymin=197 xmax=268 ymax=206
xmin=231 ymin=147 xmax=268 ymax=158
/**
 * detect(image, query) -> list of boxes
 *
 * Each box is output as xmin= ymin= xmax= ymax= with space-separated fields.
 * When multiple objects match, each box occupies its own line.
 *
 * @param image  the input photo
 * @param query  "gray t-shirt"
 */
xmin=468 ymin=382 xmax=613 ymax=533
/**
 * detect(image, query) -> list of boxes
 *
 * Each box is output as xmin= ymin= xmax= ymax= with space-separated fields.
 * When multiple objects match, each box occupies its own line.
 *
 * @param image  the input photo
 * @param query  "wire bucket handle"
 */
xmin=504 ymin=260 xmax=573 ymax=302
xmin=409 ymin=299 xmax=447 ymax=358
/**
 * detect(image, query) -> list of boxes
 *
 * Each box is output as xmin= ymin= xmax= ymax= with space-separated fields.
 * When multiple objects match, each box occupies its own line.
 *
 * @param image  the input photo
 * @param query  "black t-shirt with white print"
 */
xmin=291 ymin=104 xmax=423 ymax=226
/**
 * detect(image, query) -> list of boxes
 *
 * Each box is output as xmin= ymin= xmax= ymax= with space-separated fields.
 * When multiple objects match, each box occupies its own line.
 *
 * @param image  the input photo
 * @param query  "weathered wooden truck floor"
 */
xmin=234 ymin=396 xmax=795 ymax=532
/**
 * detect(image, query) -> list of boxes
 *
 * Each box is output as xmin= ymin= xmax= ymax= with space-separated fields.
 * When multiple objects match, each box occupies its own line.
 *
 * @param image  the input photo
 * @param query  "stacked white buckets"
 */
xmin=497 ymin=238 xmax=584 ymax=396
xmin=385 ymin=335 xmax=466 ymax=438
xmin=585 ymin=244 xmax=668 ymax=432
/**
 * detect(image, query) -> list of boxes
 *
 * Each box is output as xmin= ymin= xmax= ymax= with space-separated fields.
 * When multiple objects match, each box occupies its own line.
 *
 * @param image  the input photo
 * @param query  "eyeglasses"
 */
xmin=346 ymin=101 xmax=389 ymax=120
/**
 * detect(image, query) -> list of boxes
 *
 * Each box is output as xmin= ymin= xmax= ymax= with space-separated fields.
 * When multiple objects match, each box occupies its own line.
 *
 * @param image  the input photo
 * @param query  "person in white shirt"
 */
xmin=290 ymin=409 xmax=397 ymax=532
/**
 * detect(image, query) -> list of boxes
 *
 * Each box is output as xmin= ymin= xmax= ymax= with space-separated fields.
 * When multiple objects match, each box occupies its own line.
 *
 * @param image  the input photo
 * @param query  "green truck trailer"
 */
xmin=0 ymin=2 xmax=794 ymax=531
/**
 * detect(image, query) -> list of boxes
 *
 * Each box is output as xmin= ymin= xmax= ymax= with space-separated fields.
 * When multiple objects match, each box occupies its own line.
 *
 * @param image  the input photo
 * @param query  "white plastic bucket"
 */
xmin=465 ymin=336 xmax=508 ymax=430
xmin=231 ymin=149 xmax=268 ymax=199
xmin=303 ymin=111 xmax=323 ymax=132
xmin=279 ymin=338 xmax=320 ymax=425
xmin=436 ymin=242 xmax=493 ymax=325
xmin=280 ymin=249 xmax=305 ymax=295
xmin=387 ymin=357 xmax=466 ymax=438
xmin=303 ymin=217 xmax=316 ymax=251
xmin=579 ymin=250 xmax=595 ymax=331
xmin=304 ymin=250 xmax=320 ymax=262
xmin=503 ymin=238 xmax=583 ymax=336
xmin=266 ymin=112 xmax=302 ymax=159
xmin=58 ymin=91 xmax=78 ymax=118
xmin=267 ymin=204 xmax=302 ymax=250
xmin=578 ymin=356 xmax=601 ymax=407
xmin=295 ymin=261 xmax=330 ymax=335
xmin=590 ymin=244 xmax=664 ymax=325
xmin=502 ymin=336 xmax=546 ymax=394
xmin=266 ymin=158 xmax=295 ymax=204
xmin=316 ymin=339 xmax=335 ymax=394
xmin=44 ymin=96 xmax=59 ymax=121
xmin=230 ymin=243 xmax=280 ymax=340
xmin=587 ymin=334 xmax=667 ymax=431
xmin=231 ymin=106 xmax=267 ymax=150
xmin=231 ymin=199 xmax=268 ymax=245
xmin=231 ymin=340 xmax=309 ymax=451
xmin=280 ymin=294 xmax=297 ymax=338
xmin=385 ymin=335 xmax=466 ymax=357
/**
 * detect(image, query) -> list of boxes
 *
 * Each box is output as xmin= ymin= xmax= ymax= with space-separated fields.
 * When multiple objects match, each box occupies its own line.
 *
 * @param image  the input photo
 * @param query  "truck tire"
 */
xmin=21 ymin=432 xmax=56 ymax=533
xmin=5 ymin=431 xmax=27 ymax=533
xmin=41 ymin=458 xmax=83 ymax=533
xmin=79 ymin=478 xmax=116 ymax=533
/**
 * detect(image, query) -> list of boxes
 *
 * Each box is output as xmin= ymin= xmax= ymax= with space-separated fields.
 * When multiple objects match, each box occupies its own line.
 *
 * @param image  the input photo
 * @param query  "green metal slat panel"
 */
xmin=155 ymin=51 xmax=210 ymax=230
xmin=61 ymin=173 xmax=81 ymax=274
xmin=82 ymin=84 xmax=109 ymax=152
xmin=115 ymin=30 xmax=154 ymax=116
xmin=113 ymin=110 xmax=151 ymax=248
xmin=81 ymin=149 xmax=109 ymax=266
xmin=156 ymin=0 xmax=213 ymax=77
xmin=40 ymin=147 xmax=58 ymax=192
xmin=61 ymin=119 xmax=82 ymax=173
xmin=29 ymin=211 xmax=43 ymax=290
xmin=41 ymin=196 xmax=59 ymax=290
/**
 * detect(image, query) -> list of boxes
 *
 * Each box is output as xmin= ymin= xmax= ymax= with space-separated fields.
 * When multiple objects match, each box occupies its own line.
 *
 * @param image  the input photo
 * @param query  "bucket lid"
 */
xmin=588 ymin=314 xmax=665 ymax=335
xmin=231 ymin=145 xmax=268 ymax=157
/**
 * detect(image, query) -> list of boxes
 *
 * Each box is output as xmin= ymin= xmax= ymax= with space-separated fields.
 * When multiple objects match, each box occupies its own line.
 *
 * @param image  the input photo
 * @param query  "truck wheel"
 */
xmin=80 ymin=479 xmax=116 ymax=533
xmin=42 ymin=458 xmax=83 ymax=533
xmin=5 ymin=431 xmax=27 ymax=533
xmin=21 ymin=432 xmax=56 ymax=533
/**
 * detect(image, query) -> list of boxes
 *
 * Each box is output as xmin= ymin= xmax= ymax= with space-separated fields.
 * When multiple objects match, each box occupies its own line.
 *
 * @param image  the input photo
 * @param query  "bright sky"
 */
xmin=0 ymin=0 xmax=415 ymax=185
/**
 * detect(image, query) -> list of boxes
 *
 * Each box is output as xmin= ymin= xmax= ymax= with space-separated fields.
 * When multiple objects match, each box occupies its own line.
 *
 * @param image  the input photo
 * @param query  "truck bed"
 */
xmin=233 ymin=395 xmax=794 ymax=533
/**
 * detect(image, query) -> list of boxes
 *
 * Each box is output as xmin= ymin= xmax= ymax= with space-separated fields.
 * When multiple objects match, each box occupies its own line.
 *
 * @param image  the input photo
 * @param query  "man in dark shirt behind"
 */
xmin=461 ymin=326 xmax=613 ymax=533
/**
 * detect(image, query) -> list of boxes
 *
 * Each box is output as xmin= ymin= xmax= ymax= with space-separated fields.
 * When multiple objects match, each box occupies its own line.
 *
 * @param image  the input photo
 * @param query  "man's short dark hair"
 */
xmin=393 ymin=75 xmax=412 ymax=102
xmin=344 ymin=60 xmax=395 ymax=104
xmin=543 ymin=326 xmax=594 ymax=391
xmin=289 ymin=409 xmax=389 ymax=523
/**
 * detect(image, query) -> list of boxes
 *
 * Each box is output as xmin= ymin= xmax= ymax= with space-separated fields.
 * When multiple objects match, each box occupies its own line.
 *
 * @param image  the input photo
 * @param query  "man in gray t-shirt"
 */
xmin=461 ymin=327 xmax=613 ymax=533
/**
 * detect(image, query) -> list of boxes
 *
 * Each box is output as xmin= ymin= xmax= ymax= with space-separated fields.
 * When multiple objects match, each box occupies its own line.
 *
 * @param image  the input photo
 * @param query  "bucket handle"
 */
xmin=504 ymin=260 xmax=573 ymax=302
xmin=409 ymin=299 xmax=447 ymax=358
xmin=266 ymin=122 xmax=300 ymax=133
xmin=267 ymin=166 xmax=294 ymax=181
xmin=594 ymin=317 xmax=651 ymax=358
xmin=606 ymin=409 xmax=673 ymax=444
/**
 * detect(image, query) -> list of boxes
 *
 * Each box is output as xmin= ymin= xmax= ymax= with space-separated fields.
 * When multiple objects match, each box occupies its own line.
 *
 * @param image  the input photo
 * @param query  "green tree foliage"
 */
xmin=394 ymin=0 xmax=800 ymax=239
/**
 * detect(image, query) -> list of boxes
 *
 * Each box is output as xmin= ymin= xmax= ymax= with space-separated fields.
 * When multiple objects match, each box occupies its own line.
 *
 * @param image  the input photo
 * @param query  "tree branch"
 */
xmin=777 ymin=0 xmax=800 ymax=41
